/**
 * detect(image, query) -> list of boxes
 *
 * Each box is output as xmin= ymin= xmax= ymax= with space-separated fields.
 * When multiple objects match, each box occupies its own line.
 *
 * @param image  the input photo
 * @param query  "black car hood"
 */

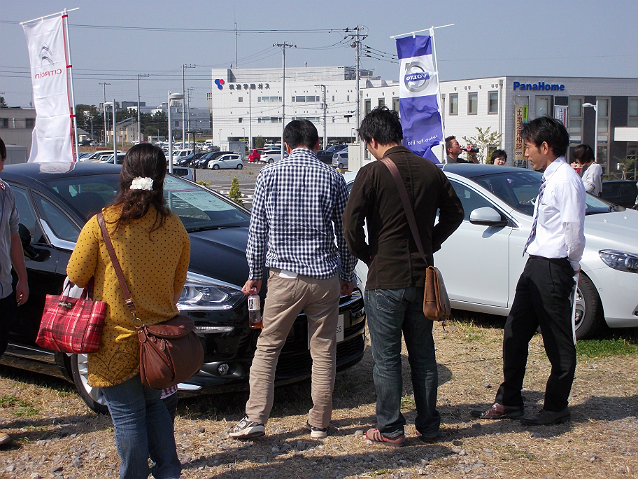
xmin=187 ymin=226 xmax=250 ymax=287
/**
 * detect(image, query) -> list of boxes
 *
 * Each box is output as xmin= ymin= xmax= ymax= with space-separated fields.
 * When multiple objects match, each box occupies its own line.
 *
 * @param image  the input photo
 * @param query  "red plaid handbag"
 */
xmin=36 ymin=279 xmax=107 ymax=354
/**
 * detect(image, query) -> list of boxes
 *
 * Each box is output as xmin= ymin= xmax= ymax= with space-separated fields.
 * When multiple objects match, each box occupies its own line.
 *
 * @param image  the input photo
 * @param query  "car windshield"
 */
xmin=471 ymin=169 xmax=616 ymax=216
xmin=41 ymin=172 xmax=250 ymax=233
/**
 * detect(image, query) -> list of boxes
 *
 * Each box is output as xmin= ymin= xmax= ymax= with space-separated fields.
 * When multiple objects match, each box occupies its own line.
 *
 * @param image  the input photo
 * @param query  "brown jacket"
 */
xmin=343 ymin=146 xmax=463 ymax=290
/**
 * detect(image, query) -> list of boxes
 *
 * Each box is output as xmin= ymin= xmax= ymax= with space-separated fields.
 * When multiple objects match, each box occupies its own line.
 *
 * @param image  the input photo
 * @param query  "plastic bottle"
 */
xmin=248 ymin=295 xmax=262 ymax=329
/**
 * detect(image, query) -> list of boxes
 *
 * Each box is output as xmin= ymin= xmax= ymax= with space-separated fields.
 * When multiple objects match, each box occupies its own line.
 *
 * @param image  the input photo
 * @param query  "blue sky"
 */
xmin=1 ymin=0 xmax=636 ymax=109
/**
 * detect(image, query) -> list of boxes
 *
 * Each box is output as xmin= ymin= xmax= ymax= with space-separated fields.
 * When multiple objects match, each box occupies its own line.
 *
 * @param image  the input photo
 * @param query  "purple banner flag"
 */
xmin=396 ymin=35 xmax=442 ymax=163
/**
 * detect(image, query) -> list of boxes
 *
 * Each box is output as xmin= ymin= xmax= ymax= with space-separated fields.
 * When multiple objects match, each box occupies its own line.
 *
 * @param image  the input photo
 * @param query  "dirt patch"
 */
xmin=1 ymin=318 xmax=637 ymax=478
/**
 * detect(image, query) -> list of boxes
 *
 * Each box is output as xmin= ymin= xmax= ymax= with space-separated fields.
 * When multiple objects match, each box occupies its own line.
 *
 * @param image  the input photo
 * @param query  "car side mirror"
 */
xmin=469 ymin=207 xmax=508 ymax=227
xmin=19 ymin=223 xmax=49 ymax=261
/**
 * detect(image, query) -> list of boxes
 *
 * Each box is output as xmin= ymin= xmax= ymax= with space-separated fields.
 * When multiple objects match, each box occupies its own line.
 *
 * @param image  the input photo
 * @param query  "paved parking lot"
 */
xmin=190 ymin=162 xmax=263 ymax=209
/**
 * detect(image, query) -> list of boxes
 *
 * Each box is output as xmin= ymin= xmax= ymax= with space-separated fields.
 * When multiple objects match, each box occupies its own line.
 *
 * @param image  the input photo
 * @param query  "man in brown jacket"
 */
xmin=343 ymin=107 xmax=463 ymax=446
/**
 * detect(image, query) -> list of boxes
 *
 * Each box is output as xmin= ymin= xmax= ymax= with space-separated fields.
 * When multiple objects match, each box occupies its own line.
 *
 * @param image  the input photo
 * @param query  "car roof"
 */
xmin=2 ymin=162 xmax=122 ymax=187
xmin=441 ymin=163 xmax=535 ymax=178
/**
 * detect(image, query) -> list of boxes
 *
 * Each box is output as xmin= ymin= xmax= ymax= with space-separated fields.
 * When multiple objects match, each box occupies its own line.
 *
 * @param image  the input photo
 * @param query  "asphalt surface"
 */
xmin=190 ymin=161 xmax=263 ymax=209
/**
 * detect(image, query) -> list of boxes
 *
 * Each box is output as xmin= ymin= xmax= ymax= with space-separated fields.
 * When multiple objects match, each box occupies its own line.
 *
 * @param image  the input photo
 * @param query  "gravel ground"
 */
xmin=1 ymin=318 xmax=636 ymax=479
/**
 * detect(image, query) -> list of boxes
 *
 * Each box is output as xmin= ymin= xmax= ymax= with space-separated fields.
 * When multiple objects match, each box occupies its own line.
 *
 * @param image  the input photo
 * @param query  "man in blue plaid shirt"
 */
xmin=230 ymin=120 xmax=356 ymax=440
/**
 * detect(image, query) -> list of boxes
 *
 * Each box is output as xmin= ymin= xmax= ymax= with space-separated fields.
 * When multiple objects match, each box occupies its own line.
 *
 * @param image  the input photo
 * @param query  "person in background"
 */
xmin=67 ymin=143 xmax=190 ymax=479
xmin=229 ymin=119 xmax=356 ymax=440
xmin=472 ymin=116 xmax=585 ymax=426
xmin=0 ymin=137 xmax=29 ymax=448
xmin=445 ymin=136 xmax=479 ymax=164
xmin=491 ymin=149 xmax=507 ymax=166
xmin=573 ymin=144 xmax=602 ymax=197
xmin=344 ymin=107 xmax=463 ymax=446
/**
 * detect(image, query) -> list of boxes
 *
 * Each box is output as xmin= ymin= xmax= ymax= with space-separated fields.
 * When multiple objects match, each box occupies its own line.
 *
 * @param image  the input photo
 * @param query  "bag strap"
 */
xmin=97 ymin=212 xmax=139 ymax=320
xmin=378 ymin=157 xmax=429 ymax=266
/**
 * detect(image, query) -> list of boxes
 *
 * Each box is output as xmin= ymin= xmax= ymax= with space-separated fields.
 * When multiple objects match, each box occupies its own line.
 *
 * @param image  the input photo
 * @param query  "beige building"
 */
xmin=0 ymin=107 xmax=36 ymax=152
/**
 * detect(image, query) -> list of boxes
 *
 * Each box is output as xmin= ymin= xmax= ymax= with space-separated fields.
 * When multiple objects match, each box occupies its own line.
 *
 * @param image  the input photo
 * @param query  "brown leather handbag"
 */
xmin=98 ymin=213 xmax=204 ymax=389
xmin=379 ymin=157 xmax=452 ymax=321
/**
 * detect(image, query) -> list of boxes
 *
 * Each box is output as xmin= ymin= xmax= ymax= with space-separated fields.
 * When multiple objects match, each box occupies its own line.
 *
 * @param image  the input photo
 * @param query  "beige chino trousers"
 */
xmin=245 ymin=268 xmax=340 ymax=428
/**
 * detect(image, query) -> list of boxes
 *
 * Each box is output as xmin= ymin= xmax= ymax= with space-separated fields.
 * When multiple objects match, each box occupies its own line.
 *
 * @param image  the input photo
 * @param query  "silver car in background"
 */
xmin=207 ymin=153 xmax=244 ymax=170
xmin=346 ymin=164 xmax=638 ymax=339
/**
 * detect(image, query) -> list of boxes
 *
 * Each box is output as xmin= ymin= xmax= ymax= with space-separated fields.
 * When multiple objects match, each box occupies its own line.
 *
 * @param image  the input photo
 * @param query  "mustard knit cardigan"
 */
xmin=67 ymin=205 xmax=190 ymax=387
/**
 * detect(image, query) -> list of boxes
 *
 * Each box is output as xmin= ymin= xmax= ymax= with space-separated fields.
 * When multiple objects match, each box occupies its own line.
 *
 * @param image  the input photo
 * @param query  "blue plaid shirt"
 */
xmin=246 ymin=148 xmax=356 ymax=282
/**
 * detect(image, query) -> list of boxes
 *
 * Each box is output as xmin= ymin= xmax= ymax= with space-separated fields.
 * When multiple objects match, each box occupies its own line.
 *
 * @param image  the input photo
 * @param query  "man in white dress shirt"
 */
xmin=472 ymin=117 xmax=586 ymax=425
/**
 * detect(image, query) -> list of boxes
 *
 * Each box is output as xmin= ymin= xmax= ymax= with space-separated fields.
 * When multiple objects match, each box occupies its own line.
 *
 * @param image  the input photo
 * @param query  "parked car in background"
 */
xmin=332 ymin=150 xmax=348 ymax=170
xmin=1 ymin=162 xmax=366 ymax=413
xmin=177 ymin=152 xmax=206 ymax=167
xmin=194 ymin=151 xmax=234 ymax=169
xmin=601 ymin=180 xmax=638 ymax=208
xmin=208 ymin=153 xmax=244 ymax=170
xmin=260 ymin=150 xmax=289 ymax=164
xmin=248 ymin=149 xmax=264 ymax=162
xmin=168 ymin=166 xmax=194 ymax=182
xmin=104 ymin=153 xmax=126 ymax=164
xmin=346 ymin=164 xmax=638 ymax=340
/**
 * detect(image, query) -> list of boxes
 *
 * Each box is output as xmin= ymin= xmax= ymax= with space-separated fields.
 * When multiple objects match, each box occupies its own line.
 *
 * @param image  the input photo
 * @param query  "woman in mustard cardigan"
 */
xmin=67 ymin=144 xmax=190 ymax=479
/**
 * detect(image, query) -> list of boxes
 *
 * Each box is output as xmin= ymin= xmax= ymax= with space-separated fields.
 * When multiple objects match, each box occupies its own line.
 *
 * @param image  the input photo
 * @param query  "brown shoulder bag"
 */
xmin=98 ymin=212 xmax=204 ymax=389
xmin=379 ymin=157 xmax=451 ymax=321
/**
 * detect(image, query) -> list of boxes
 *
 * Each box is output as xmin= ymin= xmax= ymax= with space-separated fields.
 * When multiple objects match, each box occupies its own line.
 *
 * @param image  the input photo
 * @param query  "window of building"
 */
xmin=332 ymin=95 xmax=335 ymax=101
xmin=292 ymin=96 xmax=320 ymax=103
xmin=392 ymin=97 xmax=400 ymax=112
xmin=378 ymin=98 xmax=385 ymax=108
xmin=449 ymin=93 xmax=458 ymax=115
xmin=364 ymin=99 xmax=371 ymax=115
xmin=238 ymin=97 xmax=243 ymax=102
xmin=535 ymin=97 xmax=550 ymax=118
xmin=258 ymin=96 xmax=282 ymax=103
xmin=347 ymin=95 xmax=350 ymax=102
xmin=488 ymin=91 xmax=498 ymax=114
xmin=597 ymin=98 xmax=609 ymax=134
xmin=468 ymin=92 xmax=478 ymax=115
xmin=25 ymin=118 xmax=35 ymax=128
xmin=568 ymin=97 xmax=583 ymax=140
xmin=238 ymin=118 xmax=243 ymax=123
xmin=629 ymin=98 xmax=638 ymax=127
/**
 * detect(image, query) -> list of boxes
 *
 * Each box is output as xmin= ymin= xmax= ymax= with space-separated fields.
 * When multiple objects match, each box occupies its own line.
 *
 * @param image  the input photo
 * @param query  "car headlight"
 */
xmin=599 ymin=250 xmax=638 ymax=274
xmin=178 ymin=272 xmax=245 ymax=311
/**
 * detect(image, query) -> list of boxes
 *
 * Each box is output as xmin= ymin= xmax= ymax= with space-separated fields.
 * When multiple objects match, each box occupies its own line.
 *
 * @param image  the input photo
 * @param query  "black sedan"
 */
xmin=601 ymin=180 xmax=638 ymax=208
xmin=1 ymin=162 xmax=366 ymax=413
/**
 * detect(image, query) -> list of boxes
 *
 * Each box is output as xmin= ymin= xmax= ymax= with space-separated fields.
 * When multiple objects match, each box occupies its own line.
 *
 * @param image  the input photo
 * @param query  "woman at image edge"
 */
xmin=67 ymin=143 xmax=190 ymax=479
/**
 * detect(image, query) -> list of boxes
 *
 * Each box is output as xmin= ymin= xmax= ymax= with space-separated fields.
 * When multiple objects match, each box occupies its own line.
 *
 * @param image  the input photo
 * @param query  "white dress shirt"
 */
xmin=526 ymin=157 xmax=586 ymax=271
xmin=580 ymin=162 xmax=603 ymax=197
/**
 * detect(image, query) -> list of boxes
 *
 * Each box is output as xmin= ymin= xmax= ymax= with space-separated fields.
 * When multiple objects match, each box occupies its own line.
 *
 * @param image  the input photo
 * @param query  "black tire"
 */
xmin=70 ymin=353 xmax=109 ymax=414
xmin=268 ymin=159 xmax=274 ymax=164
xmin=212 ymin=164 xmax=220 ymax=170
xmin=236 ymin=163 xmax=243 ymax=170
xmin=573 ymin=274 xmax=604 ymax=340
xmin=338 ymin=163 xmax=344 ymax=170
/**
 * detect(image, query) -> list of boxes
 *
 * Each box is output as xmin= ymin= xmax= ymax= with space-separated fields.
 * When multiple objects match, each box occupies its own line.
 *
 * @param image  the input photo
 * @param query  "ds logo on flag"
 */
xmin=215 ymin=79 xmax=225 ymax=90
xmin=403 ymin=62 xmax=430 ymax=93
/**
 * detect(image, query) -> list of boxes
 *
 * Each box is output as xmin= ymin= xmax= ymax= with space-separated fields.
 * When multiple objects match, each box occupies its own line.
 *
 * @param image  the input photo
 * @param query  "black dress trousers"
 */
xmin=495 ymin=256 xmax=577 ymax=412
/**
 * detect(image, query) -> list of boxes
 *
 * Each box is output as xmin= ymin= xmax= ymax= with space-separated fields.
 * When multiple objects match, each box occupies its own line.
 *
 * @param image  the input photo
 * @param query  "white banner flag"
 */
xmin=22 ymin=15 xmax=73 ymax=163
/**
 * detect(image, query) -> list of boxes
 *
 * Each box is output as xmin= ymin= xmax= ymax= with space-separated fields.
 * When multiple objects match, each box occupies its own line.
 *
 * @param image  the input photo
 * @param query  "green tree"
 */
xmin=0 ymin=96 xmax=7 ymax=108
xmin=228 ymin=176 xmax=243 ymax=206
xmin=462 ymin=127 xmax=503 ymax=163
xmin=254 ymin=136 xmax=266 ymax=149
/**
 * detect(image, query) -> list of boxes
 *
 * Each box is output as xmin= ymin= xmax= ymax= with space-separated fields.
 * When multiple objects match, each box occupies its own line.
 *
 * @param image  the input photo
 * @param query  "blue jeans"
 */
xmin=101 ymin=375 xmax=181 ymax=479
xmin=364 ymin=287 xmax=440 ymax=437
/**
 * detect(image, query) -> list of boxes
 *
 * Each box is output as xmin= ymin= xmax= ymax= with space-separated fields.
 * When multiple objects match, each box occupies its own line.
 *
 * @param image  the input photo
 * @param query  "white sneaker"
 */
xmin=306 ymin=421 xmax=328 ymax=438
xmin=229 ymin=416 xmax=265 ymax=439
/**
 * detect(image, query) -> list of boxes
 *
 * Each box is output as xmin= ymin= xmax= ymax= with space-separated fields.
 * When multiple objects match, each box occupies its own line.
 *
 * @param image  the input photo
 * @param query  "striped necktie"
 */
xmin=523 ymin=176 xmax=546 ymax=256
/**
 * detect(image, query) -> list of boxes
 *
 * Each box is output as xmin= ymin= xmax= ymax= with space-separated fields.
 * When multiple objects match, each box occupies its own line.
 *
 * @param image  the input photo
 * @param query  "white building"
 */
xmin=362 ymin=76 xmax=638 ymax=175
xmin=208 ymin=66 xmax=380 ymax=148
xmin=152 ymin=103 xmax=211 ymax=138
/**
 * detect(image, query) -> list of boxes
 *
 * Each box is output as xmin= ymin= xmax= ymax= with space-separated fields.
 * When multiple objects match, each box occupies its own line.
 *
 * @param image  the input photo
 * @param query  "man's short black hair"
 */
xmin=283 ymin=119 xmax=319 ymax=150
xmin=520 ymin=116 xmax=569 ymax=158
xmin=490 ymin=149 xmax=507 ymax=162
xmin=0 ymin=137 xmax=6 ymax=160
xmin=572 ymin=144 xmax=594 ymax=164
xmin=357 ymin=106 xmax=403 ymax=145
xmin=445 ymin=136 xmax=456 ymax=154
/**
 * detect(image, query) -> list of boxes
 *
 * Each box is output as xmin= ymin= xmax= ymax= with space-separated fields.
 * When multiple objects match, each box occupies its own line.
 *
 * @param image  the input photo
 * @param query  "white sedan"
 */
xmin=207 ymin=153 xmax=244 ymax=170
xmin=346 ymin=164 xmax=638 ymax=339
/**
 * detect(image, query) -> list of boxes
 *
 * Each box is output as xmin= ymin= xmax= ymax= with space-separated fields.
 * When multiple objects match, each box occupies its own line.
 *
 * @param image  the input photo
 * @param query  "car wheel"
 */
xmin=212 ymin=164 xmax=220 ymax=170
xmin=70 ymin=353 xmax=109 ymax=414
xmin=338 ymin=163 xmax=344 ymax=169
xmin=268 ymin=159 xmax=274 ymax=164
xmin=236 ymin=164 xmax=243 ymax=170
xmin=573 ymin=274 xmax=604 ymax=340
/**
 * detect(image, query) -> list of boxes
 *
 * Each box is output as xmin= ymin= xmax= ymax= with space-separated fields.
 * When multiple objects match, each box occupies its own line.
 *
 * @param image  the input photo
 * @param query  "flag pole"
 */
xmin=61 ymin=9 xmax=79 ymax=161
xmin=20 ymin=8 xmax=79 ymax=25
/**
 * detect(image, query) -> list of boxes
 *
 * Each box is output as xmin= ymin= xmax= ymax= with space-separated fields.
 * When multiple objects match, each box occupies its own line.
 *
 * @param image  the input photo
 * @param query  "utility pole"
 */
xmin=137 ymin=73 xmax=149 ymax=144
xmin=99 ymin=82 xmax=110 ymax=145
xmin=182 ymin=64 xmax=196 ymax=148
xmin=315 ymin=84 xmax=327 ymax=149
xmin=187 ymin=87 xmax=194 ymax=149
xmin=345 ymin=26 xmax=367 ymax=131
xmin=274 ymin=42 xmax=295 ymax=158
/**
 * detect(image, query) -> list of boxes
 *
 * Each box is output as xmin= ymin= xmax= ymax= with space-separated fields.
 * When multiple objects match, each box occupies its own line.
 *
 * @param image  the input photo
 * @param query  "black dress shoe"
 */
xmin=470 ymin=403 xmax=524 ymax=419
xmin=520 ymin=408 xmax=571 ymax=425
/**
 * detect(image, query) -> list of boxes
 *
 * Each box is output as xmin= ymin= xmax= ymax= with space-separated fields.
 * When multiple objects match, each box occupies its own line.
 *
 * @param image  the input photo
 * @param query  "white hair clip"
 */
xmin=130 ymin=177 xmax=154 ymax=190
